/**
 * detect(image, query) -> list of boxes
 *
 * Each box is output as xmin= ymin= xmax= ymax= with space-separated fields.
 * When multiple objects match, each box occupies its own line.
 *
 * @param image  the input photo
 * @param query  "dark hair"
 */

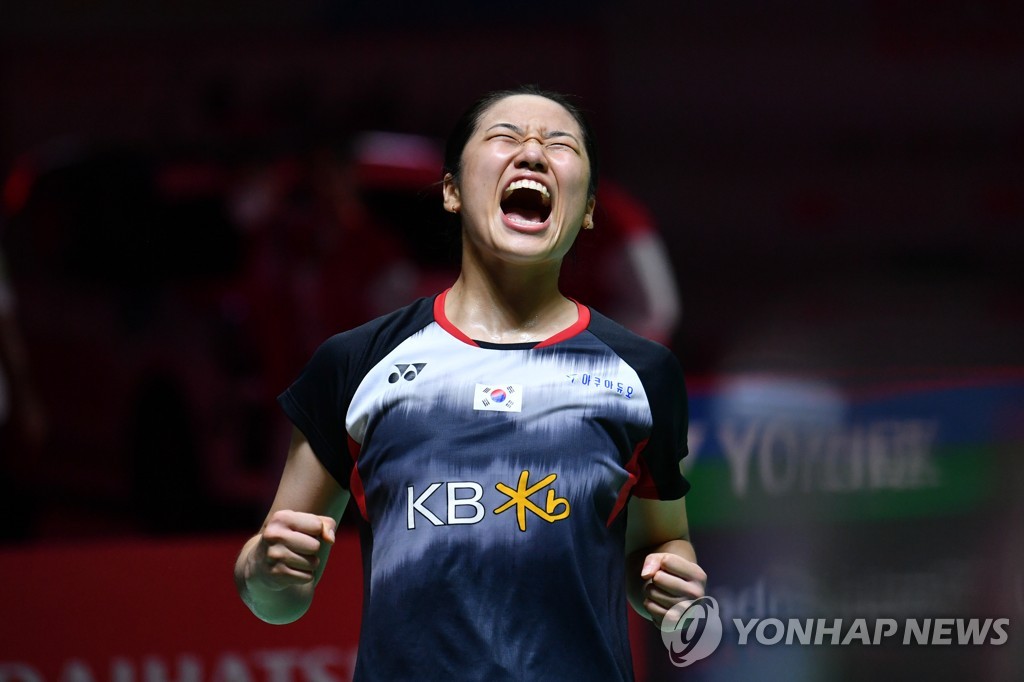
xmin=442 ymin=85 xmax=600 ymax=199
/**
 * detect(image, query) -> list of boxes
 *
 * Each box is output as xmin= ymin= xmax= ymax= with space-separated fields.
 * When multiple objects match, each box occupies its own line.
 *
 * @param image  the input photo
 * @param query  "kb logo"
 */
xmin=406 ymin=470 xmax=571 ymax=531
xmin=389 ymin=363 xmax=427 ymax=383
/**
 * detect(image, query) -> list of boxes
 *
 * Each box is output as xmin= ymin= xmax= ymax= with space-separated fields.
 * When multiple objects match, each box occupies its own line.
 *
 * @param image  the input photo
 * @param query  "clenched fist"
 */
xmin=640 ymin=551 xmax=707 ymax=630
xmin=246 ymin=510 xmax=338 ymax=590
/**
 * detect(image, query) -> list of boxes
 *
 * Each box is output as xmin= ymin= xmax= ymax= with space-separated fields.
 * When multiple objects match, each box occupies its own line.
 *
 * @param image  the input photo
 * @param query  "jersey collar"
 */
xmin=433 ymin=288 xmax=590 ymax=349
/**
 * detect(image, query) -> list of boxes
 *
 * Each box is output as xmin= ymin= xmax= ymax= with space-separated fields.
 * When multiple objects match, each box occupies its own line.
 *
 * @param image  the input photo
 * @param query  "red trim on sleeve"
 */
xmin=433 ymin=289 xmax=480 ymax=347
xmin=606 ymin=438 xmax=649 ymax=527
xmin=629 ymin=454 xmax=658 ymax=499
xmin=347 ymin=434 xmax=369 ymax=521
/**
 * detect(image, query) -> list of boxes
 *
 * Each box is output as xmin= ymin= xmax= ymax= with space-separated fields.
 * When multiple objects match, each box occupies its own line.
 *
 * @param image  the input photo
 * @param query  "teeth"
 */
xmin=503 ymin=179 xmax=551 ymax=205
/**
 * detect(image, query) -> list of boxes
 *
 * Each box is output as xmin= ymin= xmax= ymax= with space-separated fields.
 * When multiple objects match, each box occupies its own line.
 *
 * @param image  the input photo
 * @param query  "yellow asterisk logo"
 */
xmin=494 ymin=470 xmax=571 ymax=531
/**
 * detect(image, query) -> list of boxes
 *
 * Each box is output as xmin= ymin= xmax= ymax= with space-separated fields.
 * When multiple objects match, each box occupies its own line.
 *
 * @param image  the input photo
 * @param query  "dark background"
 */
xmin=7 ymin=0 xmax=1022 ymax=369
xmin=1 ymin=2 xmax=1022 ymax=679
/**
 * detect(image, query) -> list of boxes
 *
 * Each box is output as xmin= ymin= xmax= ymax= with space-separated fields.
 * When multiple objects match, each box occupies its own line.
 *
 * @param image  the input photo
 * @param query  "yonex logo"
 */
xmin=660 ymin=596 xmax=724 ymax=668
xmin=389 ymin=363 xmax=427 ymax=383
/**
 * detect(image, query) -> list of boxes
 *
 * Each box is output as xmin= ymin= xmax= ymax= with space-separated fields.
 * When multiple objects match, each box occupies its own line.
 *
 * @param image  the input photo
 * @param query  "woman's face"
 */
xmin=443 ymin=94 xmax=596 ymax=268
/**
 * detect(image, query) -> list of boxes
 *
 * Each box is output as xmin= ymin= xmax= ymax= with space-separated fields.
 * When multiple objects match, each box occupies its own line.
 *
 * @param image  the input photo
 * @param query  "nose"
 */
xmin=514 ymin=139 xmax=548 ymax=172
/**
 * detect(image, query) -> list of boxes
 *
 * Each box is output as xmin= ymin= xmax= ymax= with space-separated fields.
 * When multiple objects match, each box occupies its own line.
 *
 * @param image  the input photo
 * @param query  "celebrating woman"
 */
xmin=234 ymin=85 xmax=706 ymax=681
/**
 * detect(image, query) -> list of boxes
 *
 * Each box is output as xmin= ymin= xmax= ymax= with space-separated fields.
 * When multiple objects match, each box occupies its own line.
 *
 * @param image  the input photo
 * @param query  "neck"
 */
xmin=445 ymin=255 xmax=576 ymax=344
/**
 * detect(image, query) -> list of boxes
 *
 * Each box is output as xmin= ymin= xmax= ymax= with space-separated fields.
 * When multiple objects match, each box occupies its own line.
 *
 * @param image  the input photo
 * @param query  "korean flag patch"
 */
xmin=474 ymin=384 xmax=523 ymax=412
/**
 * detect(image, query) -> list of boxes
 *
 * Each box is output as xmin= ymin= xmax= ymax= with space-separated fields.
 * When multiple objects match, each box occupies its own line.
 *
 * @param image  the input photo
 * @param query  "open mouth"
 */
xmin=501 ymin=179 xmax=551 ymax=225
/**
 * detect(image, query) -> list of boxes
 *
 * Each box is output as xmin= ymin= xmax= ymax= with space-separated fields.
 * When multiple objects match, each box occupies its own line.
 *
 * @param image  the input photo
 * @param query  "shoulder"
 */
xmin=585 ymin=307 xmax=686 ymax=411
xmin=311 ymin=296 xmax=436 ymax=363
xmin=586 ymin=307 xmax=681 ymax=376
xmin=279 ymin=295 xmax=437 ymax=438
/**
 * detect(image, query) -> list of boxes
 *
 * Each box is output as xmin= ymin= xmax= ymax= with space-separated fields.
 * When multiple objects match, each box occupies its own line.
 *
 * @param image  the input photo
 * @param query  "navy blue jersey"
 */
xmin=279 ymin=290 xmax=689 ymax=681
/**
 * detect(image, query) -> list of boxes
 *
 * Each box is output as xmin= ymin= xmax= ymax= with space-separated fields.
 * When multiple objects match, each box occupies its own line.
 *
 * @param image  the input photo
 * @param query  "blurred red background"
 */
xmin=1 ymin=2 xmax=1021 ymax=680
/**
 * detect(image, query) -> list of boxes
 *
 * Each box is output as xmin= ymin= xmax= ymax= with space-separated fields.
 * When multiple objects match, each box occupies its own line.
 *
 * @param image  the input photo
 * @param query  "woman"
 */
xmin=234 ymin=85 xmax=706 ymax=681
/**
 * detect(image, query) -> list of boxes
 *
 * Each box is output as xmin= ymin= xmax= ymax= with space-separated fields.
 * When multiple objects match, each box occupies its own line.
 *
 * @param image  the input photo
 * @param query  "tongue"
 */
xmin=505 ymin=208 xmax=546 ymax=225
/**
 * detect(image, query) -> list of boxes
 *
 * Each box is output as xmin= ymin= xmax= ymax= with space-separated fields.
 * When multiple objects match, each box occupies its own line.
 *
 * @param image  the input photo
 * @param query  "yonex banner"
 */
xmin=683 ymin=370 xmax=1024 ymax=525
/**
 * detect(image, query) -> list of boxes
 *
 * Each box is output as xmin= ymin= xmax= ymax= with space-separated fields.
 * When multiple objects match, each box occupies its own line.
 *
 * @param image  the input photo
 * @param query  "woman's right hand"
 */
xmin=235 ymin=427 xmax=349 ymax=623
xmin=246 ymin=510 xmax=337 ymax=590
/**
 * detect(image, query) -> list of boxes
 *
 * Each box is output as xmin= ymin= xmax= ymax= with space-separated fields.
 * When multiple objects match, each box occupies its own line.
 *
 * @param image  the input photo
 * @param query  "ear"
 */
xmin=582 ymin=196 xmax=596 ymax=230
xmin=442 ymin=173 xmax=461 ymax=213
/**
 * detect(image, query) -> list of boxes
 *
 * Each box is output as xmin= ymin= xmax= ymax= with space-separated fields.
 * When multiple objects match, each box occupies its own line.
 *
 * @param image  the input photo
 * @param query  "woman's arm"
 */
xmin=624 ymin=495 xmax=706 ymax=628
xmin=234 ymin=427 xmax=350 ymax=624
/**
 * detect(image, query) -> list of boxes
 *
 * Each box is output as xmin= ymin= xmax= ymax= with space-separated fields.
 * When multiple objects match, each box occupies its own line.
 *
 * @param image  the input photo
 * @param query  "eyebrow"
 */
xmin=486 ymin=123 xmax=581 ymax=145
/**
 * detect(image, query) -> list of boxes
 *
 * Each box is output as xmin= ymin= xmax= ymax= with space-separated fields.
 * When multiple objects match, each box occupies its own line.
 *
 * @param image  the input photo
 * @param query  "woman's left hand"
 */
xmin=640 ymin=552 xmax=708 ymax=629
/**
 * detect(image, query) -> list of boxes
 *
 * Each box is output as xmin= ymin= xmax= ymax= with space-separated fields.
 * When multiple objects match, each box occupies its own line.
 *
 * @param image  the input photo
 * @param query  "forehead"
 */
xmin=475 ymin=94 xmax=582 ymax=137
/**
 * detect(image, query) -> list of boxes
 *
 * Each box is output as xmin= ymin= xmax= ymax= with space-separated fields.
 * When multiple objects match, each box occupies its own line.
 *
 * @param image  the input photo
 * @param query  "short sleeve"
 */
xmin=631 ymin=346 xmax=690 ymax=500
xmin=276 ymin=295 xmax=438 ymax=490
xmin=278 ymin=336 xmax=357 ymax=489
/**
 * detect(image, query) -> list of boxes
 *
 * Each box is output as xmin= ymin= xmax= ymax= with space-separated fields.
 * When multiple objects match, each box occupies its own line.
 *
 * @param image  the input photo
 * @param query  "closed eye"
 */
xmin=487 ymin=133 xmax=520 ymax=146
